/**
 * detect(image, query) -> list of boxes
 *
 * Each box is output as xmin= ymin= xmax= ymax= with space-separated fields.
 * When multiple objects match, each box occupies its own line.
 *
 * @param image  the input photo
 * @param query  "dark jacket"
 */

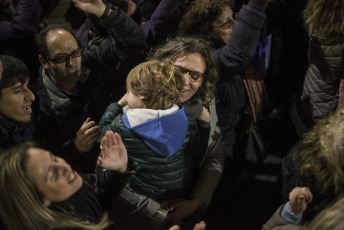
xmin=0 ymin=0 xmax=57 ymax=41
xmin=75 ymin=0 xmax=186 ymax=51
xmin=301 ymin=31 xmax=344 ymax=124
xmin=0 ymin=0 xmax=58 ymax=78
xmin=32 ymin=7 xmax=146 ymax=173
xmin=98 ymin=103 xmax=210 ymax=200
xmin=50 ymin=165 xmax=134 ymax=230
xmin=213 ymin=4 xmax=266 ymax=157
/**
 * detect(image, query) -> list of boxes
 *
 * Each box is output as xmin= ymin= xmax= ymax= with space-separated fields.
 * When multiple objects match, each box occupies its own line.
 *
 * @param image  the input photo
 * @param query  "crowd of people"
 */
xmin=1 ymin=0 xmax=344 ymax=229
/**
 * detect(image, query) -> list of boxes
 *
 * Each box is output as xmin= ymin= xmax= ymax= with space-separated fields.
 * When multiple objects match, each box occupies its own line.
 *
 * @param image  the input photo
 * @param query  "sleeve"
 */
xmin=88 ymin=158 xmax=137 ymax=209
xmin=82 ymin=7 xmax=146 ymax=72
xmin=98 ymin=102 xmax=123 ymax=129
xmin=262 ymin=205 xmax=304 ymax=230
xmin=0 ymin=0 xmax=42 ymax=41
xmin=196 ymin=119 xmax=211 ymax=160
xmin=190 ymin=100 xmax=225 ymax=208
xmin=212 ymin=4 xmax=266 ymax=79
xmin=98 ymin=103 xmax=123 ymax=143
xmin=280 ymin=202 xmax=303 ymax=225
xmin=140 ymin=0 xmax=187 ymax=48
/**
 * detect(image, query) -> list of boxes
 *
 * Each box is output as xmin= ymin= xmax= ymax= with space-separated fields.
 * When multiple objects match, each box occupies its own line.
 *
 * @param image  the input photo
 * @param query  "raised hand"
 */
xmin=97 ymin=131 xmax=128 ymax=172
xmin=72 ymin=0 xmax=106 ymax=17
xmin=289 ymin=187 xmax=313 ymax=214
xmin=75 ymin=117 xmax=100 ymax=153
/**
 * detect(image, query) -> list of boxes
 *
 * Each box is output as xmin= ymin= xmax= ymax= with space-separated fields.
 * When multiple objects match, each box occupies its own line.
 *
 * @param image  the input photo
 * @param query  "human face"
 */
xmin=26 ymin=148 xmax=83 ymax=203
xmin=174 ymin=53 xmax=205 ymax=103
xmin=41 ymin=29 xmax=81 ymax=91
xmin=211 ymin=6 xmax=235 ymax=45
xmin=126 ymin=89 xmax=145 ymax=109
xmin=0 ymin=80 xmax=35 ymax=123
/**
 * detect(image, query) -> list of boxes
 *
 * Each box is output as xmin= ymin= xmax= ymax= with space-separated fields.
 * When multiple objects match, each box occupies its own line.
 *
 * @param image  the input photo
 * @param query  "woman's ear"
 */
xmin=43 ymin=199 xmax=51 ymax=207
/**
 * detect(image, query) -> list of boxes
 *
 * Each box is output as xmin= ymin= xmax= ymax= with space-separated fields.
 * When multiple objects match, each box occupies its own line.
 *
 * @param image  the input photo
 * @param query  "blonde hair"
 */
xmin=307 ymin=196 xmax=344 ymax=230
xmin=126 ymin=59 xmax=185 ymax=110
xmin=303 ymin=0 xmax=344 ymax=38
xmin=0 ymin=142 xmax=110 ymax=230
xmin=299 ymin=109 xmax=344 ymax=198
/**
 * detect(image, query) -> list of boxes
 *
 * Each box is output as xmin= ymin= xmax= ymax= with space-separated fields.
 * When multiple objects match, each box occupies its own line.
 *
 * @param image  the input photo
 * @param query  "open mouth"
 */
xmin=23 ymin=105 xmax=32 ymax=114
xmin=69 ymin=171 xmax=77 ymax=183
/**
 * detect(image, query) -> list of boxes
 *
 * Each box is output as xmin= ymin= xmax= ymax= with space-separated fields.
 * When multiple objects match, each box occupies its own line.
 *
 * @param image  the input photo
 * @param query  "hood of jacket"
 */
xmin=123 ymin=105 xmax=188 ymax=158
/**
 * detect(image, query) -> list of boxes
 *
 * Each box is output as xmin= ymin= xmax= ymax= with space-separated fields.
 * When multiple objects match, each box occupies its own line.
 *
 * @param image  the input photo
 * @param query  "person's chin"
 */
xmin=179 ymin=94 xmax=192 ymax=103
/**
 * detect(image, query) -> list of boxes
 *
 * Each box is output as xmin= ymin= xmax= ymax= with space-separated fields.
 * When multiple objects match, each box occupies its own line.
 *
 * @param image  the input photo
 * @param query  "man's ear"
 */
xmin=38 ymin=55 xmax=49 ymax=69
xmin=43 ymin=199 xmax=51 ymax=207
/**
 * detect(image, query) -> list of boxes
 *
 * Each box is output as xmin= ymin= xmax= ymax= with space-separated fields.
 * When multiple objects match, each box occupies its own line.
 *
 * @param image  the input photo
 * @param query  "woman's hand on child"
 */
xmin=118 ymin=92 xmax=128 ymax=107
xmin=197 ymin=106 xmax=210 ymax=123
xmin=97 ymin=131 xmax=128 ymax=172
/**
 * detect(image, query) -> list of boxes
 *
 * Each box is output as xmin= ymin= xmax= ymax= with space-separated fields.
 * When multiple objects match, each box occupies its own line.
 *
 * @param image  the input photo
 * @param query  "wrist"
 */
xmin=100 ymin=3 xmax=112 ymax=19
xmin=247 ymin=0 xmax=268 ymax=12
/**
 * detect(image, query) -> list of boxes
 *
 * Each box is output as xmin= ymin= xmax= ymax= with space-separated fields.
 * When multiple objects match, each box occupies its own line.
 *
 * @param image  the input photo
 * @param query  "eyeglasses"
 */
xmin=174 ymin=65 xmax=204 ymax=82
xmin=213 ymin=13 xmax=237 ymax=29
xmin=45 ymin=48 xmax=83 ymax=64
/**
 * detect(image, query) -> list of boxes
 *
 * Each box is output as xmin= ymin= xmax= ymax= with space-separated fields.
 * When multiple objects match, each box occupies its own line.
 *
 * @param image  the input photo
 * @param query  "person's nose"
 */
xmin=66 ymin=55 xmax=76 ymax=67
xmin=25 ymin=87 xmax=35 ymax=102
xmin=184 ymin=73 xmax=191 ymax=85
xmin=55 ymin=162 xmax=69 ymax=177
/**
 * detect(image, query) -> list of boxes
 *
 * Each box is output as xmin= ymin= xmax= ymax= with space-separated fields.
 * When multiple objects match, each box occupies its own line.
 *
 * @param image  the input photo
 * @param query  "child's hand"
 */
xmin=97 ymin=131 xmax=128 ymax=172
xmin=289 ymin=187 xmax=313 ymax=214
xmin=118 ymin=92 xmax=128 ymax=107
xmin=197 ymin=106 xmax=210 ymax=123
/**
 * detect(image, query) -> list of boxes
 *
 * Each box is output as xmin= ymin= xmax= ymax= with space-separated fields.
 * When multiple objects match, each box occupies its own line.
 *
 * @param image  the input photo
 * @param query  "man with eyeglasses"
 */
xmin=32 ymin=0 xmax=146 ymax=173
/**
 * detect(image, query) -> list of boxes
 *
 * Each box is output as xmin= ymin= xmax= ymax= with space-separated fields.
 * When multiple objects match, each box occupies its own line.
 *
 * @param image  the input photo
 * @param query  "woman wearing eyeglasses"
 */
xmin=178 ymin=0 xmax=268 ymax=161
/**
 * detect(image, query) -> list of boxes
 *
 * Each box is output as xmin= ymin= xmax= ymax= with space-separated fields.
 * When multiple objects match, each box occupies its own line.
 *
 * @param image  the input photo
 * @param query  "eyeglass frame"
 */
xmin=174 ymin=65 xmax=204 ymax=82
xmin=44 ymin=48 xmax=83 ymax=64
xmin=212 ymin=13 xmax=238 ymax=29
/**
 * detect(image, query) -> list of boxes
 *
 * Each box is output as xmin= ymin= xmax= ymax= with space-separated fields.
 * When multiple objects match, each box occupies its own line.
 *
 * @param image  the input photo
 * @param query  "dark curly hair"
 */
xmin=178 ymin=0 xmax=235 ymax=40
xmin=148 ymin=36 xmax=219 ymax=105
